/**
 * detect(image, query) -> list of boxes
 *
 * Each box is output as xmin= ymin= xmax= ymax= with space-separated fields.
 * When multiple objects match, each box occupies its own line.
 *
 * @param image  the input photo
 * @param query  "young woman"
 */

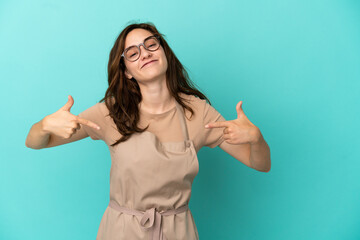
xmin=25 ymin=22 xmax=271 ymax=240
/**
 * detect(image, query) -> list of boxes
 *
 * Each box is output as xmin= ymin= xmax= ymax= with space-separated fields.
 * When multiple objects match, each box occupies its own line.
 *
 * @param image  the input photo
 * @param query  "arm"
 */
xmin=25 ymin=95 xmax=99 ymax=149
xmin=25 ymin=116 xmax=90 ymax=149
xmin=25 ymin=118 xmax=51 ymax=149
xmin=218 ymin=127 xmax=271 ymax=172
xmin=248 ymin=129 xmax=271 ymax=172
xmin=205 ymin=100 xmax=271 ymax=172
xmin=219 ymin=140 xmax=251 ymax=167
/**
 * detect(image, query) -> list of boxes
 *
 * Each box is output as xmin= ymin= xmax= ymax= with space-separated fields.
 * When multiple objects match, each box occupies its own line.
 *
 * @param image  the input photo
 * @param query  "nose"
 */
xmin=139 ymin=44 xmax=151 ymax=59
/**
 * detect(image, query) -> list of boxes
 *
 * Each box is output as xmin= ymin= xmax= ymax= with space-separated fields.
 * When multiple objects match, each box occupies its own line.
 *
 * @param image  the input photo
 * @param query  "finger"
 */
xmin=205 ymin=121 xmax=231 ymax=129
xmin=223 ymin=133 xmax=231 ymax=141
xmin=222 ymin=133 xmax=235 ymax=144
xmin=60 ymin=95 xmax=74 ymax=112
xmin=223 ymin=128 xmax=230 ymax=134
xmin=76 ymin=117 xmax=101 ymax=130
xmin=236 ymin=100 xmax=244 ymax=119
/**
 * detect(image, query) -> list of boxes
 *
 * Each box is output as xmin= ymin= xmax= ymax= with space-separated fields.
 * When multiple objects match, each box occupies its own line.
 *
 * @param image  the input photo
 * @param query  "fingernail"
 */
xmin=205 ymin=124 xmax=209 ymax=128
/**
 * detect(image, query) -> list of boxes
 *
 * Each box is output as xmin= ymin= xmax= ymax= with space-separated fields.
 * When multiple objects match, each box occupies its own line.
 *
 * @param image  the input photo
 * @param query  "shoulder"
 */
xmin=179 ymin=92 xmax=209 ymax=108
xmin=182 ymin=93 xmax=222 ymax=119
xmin=178 ymin=92 xmax=211 ymax=121
xmin=80 ymin=101 xmax=111 ymax=122
xmin=97 ymin=101 xmax=107 ymax=112
xmin=97 ymin=101 xmax=114 ymax=121
xmin=84 ymin=101 xmax=107 ymax=116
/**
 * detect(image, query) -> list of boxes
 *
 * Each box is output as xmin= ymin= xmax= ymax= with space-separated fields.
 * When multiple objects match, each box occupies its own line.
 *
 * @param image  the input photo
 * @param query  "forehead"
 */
xmin=124 ymin=29 xmax=154 ymax=48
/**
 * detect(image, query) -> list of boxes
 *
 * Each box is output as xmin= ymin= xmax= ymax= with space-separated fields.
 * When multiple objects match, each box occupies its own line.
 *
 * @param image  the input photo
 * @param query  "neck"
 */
xmin=137 ymin=76 xmax=175 ymax=114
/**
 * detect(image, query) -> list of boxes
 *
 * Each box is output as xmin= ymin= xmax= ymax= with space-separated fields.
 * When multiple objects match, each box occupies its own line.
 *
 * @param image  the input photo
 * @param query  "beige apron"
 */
xmin=96 ymin=100 xmax=200 ymax=240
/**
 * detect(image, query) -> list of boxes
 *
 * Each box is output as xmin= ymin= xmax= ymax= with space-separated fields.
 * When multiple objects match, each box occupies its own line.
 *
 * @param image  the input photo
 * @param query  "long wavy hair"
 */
xmin=99 ymin=21 xmax=211 ymax=147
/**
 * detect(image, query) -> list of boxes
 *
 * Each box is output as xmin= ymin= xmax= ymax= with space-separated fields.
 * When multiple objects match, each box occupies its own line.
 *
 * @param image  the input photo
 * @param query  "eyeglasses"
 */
xmin=121 ymin=35 xmax=161 ymax=62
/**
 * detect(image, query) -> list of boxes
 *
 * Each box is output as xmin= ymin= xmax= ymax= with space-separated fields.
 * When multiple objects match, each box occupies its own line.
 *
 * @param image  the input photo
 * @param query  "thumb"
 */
xmin=236 ymin=100 xmax=244 ymax=119
xmin=60 ymin=95 xmax=74 ymax=112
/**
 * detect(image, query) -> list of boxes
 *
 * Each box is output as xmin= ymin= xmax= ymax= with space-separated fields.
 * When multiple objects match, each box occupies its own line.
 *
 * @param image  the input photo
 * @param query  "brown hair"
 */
xmin=99 ymin=21 xmax=211 ymax=147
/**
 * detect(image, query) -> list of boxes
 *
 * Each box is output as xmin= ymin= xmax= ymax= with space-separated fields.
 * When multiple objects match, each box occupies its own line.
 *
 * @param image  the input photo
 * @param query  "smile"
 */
xmin=142 ymin=60 xmax=157 ymax=68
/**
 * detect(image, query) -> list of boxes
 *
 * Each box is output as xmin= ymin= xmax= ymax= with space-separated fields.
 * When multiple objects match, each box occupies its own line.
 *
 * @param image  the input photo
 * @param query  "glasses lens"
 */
xmin=125 ymin=46 xmax=139 ymax=61
xmin=124 ymin=36 xmax=160 ymax=61
xmin=145 ymin=37 xmax=160 ymax=51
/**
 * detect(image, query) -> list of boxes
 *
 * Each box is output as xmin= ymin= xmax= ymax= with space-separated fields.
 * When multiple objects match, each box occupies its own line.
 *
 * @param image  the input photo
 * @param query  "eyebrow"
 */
xmin=125 ymin=35 xmax=154 ymax=50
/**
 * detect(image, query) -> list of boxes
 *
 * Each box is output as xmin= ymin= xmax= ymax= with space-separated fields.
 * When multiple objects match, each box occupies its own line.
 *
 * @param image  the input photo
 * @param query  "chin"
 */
xmin=140 ymin=72 xmax=167 ymax=82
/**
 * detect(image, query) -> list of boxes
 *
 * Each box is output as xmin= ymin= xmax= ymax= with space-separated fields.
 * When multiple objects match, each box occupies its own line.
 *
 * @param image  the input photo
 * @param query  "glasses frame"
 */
xmin=121 ymin=35 xmax=161 ymax=62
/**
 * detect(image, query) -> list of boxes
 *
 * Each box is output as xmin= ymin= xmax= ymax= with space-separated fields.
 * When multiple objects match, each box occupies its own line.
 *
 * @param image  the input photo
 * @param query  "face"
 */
xmin=123 ymin=28 xmax=168 ymax=83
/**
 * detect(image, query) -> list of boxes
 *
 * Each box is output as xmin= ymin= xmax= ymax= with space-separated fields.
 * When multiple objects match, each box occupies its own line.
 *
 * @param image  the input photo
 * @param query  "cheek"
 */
xmin=125 ymin=64 xmax=136 ymax=76
xmin=158 ymin=47 xmax=167 ymax=64
xmin=161 ymin=53 xmax=168 ymax=69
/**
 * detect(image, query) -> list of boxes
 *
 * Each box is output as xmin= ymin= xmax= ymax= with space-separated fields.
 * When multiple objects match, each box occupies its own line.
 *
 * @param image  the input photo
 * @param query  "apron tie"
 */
xmin=109 ymin=200 xmax=189 ymax=240
xmin=140 ymin=207 xmax=163 ymax=239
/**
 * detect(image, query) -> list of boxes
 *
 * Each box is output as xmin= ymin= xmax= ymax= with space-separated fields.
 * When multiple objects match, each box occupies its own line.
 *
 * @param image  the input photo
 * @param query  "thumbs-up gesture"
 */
xmin=205 ymin=101 xmax=260 ymax=145
xmin=42 ymin=95 xmax=100 ymax=139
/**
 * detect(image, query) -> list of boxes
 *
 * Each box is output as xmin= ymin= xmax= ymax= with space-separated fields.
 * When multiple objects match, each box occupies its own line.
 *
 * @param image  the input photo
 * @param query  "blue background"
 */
xmin=1 ymin=0 xmax=359 ymax=239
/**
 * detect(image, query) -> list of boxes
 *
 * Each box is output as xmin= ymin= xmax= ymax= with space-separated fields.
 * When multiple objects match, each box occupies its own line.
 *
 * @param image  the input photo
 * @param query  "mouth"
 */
xmin=142 ymin=60 xmax=157 ymax=69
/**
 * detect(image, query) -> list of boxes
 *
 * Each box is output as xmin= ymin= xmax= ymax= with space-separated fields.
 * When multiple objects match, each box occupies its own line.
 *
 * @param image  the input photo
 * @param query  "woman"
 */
xmin=25 ymin=22 xmax=271 ymax=240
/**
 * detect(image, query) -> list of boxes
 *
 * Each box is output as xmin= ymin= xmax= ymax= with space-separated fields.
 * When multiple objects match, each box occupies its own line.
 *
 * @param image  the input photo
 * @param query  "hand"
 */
xmin=42 ymin=95 xmax=100 ymax=139
xmin=205 ymin=101 xmax=260 ymax=145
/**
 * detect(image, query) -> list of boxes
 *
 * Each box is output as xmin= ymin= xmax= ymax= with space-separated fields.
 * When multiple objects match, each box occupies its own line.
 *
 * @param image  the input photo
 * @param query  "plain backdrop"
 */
xmin=1 ymin=0 xmax=359 ymax=239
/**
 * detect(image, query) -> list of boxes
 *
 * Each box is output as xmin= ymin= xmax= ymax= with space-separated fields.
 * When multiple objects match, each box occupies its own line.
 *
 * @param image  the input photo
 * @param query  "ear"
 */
xmin=124 ymin=69 xmax=133 ymax=79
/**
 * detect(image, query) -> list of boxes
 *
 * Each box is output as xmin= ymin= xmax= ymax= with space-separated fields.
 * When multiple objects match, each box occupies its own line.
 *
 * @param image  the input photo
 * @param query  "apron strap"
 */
xmin=174 ymin=100 xmax=189 ymax=142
